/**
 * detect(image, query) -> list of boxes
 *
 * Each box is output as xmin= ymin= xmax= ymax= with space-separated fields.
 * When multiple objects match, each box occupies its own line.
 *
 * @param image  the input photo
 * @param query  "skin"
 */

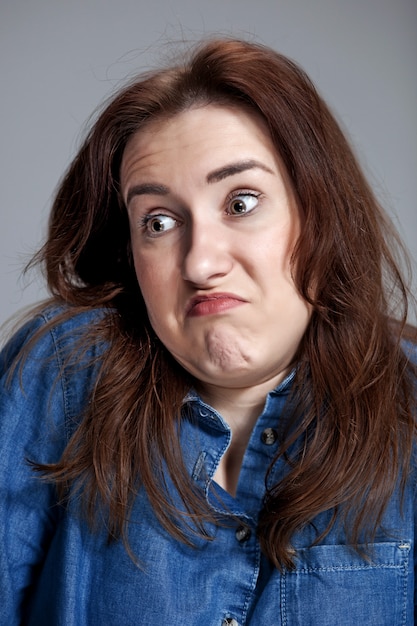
xmin=121 ymin=104 xmax=311 ymax=493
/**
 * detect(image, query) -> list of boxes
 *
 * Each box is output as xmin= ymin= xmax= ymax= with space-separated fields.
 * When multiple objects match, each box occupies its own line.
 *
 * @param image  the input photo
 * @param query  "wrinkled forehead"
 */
xmin=120 ymin=103 xmax=290 ymax=193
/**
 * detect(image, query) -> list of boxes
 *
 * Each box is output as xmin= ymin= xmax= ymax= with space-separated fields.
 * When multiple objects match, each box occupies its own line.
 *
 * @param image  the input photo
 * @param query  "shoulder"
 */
xmin=1 ymin=303 xmax=107 ymax=371
xmin=0 ymin=304 xmax=109 ymax=440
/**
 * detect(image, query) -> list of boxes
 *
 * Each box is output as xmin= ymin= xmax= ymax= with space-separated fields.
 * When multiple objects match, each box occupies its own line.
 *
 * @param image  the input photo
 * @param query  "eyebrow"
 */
xmin=206 ymin=159 xmax=274 ymax=183
xmin=126 ymin=159 xmax=274 ymax=205
xmin=126 ymin=183 xmax=170 ymax=206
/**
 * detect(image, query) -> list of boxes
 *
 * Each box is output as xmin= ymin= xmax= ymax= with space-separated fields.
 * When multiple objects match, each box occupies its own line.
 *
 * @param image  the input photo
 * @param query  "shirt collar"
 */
xmin=183 ymin=367 xmax=296 ymax=408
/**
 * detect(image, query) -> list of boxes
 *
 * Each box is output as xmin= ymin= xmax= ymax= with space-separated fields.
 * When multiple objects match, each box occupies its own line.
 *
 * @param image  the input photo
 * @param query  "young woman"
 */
xmin=1 ymin=38 xmax=416 ymax=625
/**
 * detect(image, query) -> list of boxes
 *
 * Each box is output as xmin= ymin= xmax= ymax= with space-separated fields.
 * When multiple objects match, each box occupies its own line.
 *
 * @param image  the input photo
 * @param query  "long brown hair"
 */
xmin=29 ymin=38 xmax=416 ymax=568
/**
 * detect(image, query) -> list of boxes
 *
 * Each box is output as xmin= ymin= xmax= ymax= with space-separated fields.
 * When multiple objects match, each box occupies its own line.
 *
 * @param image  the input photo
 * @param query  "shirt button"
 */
xmin=222 ymin=619 xmax=239 ymax=626
xmin=261 ymin=427 xmax=278 ymax=445
xmin=235 ymin=525 xmax=251 ymax=543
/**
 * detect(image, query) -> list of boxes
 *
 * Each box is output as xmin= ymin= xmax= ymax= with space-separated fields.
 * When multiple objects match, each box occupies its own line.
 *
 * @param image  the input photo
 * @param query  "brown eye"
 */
xmin=227 ymin=193 xmax=259 ymax=216
xmin=144 ymin=214 xmax=177 ymax=236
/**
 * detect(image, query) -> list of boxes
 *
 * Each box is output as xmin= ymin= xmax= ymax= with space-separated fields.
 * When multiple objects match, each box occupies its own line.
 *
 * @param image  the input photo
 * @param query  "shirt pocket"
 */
xmin=281 ymin=541 xmax=411 ymax=626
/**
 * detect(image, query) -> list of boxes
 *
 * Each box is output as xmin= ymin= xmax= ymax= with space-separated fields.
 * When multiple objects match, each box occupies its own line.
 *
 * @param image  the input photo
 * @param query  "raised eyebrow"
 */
xmin=206 ymin=159 xmax=274 ymax=183
xmin=125 ymin=159 xmax=274 ymax=204
xmin=126 ymin=183 xmax=170 ymax=206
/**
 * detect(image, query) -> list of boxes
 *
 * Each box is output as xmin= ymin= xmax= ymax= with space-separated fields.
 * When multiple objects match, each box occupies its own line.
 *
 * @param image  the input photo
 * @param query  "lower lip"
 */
xmin=188 ymin=297 xmax=245 ymax=317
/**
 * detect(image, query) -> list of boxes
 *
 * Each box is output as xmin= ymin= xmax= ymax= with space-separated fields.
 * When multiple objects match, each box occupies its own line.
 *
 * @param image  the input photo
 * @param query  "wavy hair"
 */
xmin=30 ymin=38 xmax=416 ymax=568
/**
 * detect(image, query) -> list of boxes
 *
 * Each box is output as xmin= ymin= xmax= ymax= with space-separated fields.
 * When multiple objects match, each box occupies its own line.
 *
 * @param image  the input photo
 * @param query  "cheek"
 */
xmin=257 ymin=237 xmax=294 ymax=286
xmin=132 ymin=253 xmax=176 ymax=322
xmin=132 ymin=255 xmax=157 ymax=308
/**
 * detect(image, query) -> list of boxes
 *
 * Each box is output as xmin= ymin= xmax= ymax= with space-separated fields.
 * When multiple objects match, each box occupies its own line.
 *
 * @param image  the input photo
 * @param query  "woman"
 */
xmin=1 ymin=38 xmax=416 ymax=625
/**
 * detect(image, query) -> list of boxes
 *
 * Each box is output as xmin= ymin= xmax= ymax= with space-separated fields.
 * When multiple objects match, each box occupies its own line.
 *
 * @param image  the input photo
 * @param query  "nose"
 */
xmin=181 ymin=217 xmax=233 ymax=287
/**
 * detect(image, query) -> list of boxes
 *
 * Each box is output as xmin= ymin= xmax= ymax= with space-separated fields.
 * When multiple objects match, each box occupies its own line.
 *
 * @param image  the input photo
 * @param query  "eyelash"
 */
xmin=225 ymin=189 xmax=261 ymax=216
xmin=137 ymin=213 xmax=177 ymax=237
xmin=137 ymin=189 xmax=262 ymax=237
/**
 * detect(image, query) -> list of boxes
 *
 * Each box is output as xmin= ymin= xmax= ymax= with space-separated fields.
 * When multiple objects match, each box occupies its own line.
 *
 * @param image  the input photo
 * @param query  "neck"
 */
xmin=197 ymin=371 xmax=288 ymax=432
xmin=200 ymin=386 xmax=265 ymax=432
xmin=197 ymin=379 xmax=283 ymax=496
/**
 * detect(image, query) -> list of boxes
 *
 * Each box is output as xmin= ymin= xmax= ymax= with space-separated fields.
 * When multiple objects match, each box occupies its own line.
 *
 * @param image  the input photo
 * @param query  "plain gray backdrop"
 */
xmin=1 ymin=0 xmax=416 ymax=326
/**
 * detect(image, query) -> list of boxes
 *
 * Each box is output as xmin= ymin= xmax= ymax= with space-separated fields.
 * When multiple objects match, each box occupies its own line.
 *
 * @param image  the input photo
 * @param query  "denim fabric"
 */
xmin=0 ymin=307 xmax=416 ymax=625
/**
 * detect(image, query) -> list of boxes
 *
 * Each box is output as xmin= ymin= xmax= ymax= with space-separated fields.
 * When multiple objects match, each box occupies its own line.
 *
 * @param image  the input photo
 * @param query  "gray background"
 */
xmin=1 ymin=0 xmax=416 ymax=326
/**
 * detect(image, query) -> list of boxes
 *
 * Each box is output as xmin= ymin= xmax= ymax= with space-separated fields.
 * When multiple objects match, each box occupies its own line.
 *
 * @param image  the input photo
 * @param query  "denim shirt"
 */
xmin=0 ymin=307 xmax=416 ymax=625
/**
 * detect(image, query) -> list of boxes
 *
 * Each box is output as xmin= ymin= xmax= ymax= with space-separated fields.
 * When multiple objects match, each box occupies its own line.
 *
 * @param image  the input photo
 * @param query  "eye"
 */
xmin=141 ymin=214 xmax=177 ymax=236
xmin=227 ymin=192 xmax=260 ymax=216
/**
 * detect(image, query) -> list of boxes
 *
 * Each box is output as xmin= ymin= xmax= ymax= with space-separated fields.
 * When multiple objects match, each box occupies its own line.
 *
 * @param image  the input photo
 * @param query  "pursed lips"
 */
xmin=186 ymin=293 xmax=247 ymax=317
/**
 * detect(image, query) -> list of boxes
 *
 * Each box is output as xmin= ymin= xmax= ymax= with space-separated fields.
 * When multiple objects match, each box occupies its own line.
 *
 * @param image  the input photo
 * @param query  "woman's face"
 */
xmin=121 ymin=104 xmax=310 ymax=396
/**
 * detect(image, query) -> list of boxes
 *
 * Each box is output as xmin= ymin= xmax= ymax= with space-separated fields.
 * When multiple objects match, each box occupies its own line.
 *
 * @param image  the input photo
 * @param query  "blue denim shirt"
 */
xmin=1 ymin=307 xmax=416 ymax=625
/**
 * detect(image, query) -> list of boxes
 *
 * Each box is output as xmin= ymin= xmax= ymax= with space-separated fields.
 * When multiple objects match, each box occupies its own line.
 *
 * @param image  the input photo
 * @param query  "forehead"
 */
xmin=120 ymin=104 xmax=281 ymax=187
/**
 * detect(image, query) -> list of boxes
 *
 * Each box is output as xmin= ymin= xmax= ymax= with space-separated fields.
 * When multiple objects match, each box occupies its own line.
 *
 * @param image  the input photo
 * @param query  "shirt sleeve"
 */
xmin=0 ymin=309 xmax=102 ymax=624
